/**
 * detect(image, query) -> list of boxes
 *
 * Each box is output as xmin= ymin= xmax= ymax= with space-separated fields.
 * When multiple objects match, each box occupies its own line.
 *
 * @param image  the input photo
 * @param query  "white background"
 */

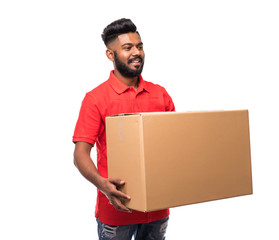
xmin=1 ymin=0 xmax=278 ymax=239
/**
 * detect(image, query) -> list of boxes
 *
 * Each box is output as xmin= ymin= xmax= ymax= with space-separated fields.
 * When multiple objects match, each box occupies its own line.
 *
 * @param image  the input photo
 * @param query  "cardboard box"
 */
xmin=106 ymin=110 xmax=253 ymax=212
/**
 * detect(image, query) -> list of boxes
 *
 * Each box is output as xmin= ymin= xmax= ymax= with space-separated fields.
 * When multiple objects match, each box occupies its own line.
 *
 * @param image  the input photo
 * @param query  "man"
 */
xmin=73 ymin=18 xmax=175 ymax=240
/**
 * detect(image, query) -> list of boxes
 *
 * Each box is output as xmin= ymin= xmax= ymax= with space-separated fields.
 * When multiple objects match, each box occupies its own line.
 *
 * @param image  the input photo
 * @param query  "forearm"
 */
xmin=74 ymin=145 xmax=105 ymax=189
xmin=73 ymin=142 xmax=131 ymax=212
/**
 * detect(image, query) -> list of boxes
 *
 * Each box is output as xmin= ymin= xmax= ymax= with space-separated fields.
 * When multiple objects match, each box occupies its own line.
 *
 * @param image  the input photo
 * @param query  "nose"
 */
xmin=132 ymin=46 xmax=140 ymax=56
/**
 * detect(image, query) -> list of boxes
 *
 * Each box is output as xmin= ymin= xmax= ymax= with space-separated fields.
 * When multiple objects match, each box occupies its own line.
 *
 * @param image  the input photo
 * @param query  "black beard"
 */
xmin=114 ymin=51 xmax=144 ymax=78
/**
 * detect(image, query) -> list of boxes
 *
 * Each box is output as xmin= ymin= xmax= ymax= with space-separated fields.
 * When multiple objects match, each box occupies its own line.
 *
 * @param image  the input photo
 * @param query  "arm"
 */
xmin=73 ymin=142 xmax=131 ymax=212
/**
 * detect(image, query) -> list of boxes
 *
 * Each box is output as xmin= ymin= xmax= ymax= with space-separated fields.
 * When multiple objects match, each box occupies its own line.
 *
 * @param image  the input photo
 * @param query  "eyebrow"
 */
xmin=121 ymin=42 xmax=143 ymax=47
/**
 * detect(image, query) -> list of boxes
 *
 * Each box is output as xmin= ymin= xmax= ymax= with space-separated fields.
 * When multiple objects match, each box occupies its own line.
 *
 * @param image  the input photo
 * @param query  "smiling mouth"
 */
xmin=128 ymin=57 xmax=143 ymax=65
xmin=129 ymin=60 xmax=142 ymax=69
xmin=131 ymin=61 xmax=141 ymax=66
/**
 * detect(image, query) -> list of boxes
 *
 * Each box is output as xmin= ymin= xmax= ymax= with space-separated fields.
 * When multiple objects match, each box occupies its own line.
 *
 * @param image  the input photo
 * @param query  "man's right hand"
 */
xmin=99 ymin=177 xmax=131 ymax=213
xmin=73 ymin=142 xmax=131 ymax=213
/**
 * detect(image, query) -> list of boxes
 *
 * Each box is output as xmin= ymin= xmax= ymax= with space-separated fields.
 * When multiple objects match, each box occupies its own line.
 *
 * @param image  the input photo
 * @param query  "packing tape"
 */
xmin=118 ymin=118 xmax=125 ymax=141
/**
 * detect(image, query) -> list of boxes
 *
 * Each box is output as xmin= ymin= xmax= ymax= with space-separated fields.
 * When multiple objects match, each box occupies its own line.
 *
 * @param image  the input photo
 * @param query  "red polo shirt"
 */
xmin=73 ymin=71 xmax=175 ymax=225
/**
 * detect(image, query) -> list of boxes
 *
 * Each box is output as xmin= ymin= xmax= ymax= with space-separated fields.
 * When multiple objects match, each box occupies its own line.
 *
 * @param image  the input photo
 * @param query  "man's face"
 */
xmin=109 ymin=32 xmax=145 ymax=78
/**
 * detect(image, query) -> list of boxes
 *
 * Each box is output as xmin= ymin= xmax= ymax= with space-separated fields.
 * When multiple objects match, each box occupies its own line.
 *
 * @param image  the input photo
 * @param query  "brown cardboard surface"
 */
xmin=106 ymin=110 xmax=253 ymax=212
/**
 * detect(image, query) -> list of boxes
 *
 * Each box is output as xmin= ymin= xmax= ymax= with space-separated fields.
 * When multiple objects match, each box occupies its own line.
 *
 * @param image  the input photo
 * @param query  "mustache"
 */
xmin=128 ymin=56 xmax=143 ymax=64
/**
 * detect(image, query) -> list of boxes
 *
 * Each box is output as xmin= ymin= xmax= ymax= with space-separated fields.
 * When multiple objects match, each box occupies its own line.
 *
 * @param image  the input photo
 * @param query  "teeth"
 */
xmin=129 ymin=59 xmax=141 ymax=64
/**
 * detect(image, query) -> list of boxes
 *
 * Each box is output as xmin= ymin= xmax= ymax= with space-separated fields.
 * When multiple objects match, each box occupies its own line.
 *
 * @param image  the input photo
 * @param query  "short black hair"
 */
xmin=101 ymin=18 xmax=139 ymax=47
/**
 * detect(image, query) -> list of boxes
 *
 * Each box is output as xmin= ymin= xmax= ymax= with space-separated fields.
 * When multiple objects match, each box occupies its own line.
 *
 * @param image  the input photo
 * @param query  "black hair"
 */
xmin=101 ymin=18 xmax=139 ymax=47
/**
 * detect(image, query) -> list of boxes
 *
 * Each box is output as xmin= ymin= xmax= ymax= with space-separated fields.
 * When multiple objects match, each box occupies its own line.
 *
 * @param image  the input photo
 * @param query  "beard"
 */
xmin=114 ymin=51 xmax=144 ymax=78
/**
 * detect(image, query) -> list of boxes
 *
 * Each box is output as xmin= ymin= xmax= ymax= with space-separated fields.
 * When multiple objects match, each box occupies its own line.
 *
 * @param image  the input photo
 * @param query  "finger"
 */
xmin=108 ymin=178 xmax=125 ymax=186
xmin=110 ymin=198 xmax=131 ymax=213
xmin=112 ymin=189 xmax=131 ymax=200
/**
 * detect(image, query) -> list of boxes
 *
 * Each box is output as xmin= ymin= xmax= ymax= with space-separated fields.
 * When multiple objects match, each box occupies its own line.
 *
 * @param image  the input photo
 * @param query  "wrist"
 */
xmin=94 ymin=175 xmax=107 ymax=191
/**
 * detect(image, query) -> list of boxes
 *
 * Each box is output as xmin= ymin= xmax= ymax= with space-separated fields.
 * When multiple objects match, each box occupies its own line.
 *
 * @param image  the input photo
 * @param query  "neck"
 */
xmin=114 ymin=69 xmax=139 ymax=90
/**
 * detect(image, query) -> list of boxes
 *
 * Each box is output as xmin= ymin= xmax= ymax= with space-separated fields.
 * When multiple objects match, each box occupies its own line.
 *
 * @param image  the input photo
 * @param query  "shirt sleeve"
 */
xmin=162 ymin=87 xmax=175 ymax=112
xmin=72 ymin=92 xmax=102 ymax=146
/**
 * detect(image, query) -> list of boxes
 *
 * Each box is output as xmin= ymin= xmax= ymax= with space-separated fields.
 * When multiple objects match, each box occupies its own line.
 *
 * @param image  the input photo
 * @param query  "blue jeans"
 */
xmin=97 ymin=217 xmax=169 ymax=240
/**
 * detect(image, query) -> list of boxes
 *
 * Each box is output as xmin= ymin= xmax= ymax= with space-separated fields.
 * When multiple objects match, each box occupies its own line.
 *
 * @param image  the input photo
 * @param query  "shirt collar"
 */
xmin=108 ymin=70 xmax=150 ymax=94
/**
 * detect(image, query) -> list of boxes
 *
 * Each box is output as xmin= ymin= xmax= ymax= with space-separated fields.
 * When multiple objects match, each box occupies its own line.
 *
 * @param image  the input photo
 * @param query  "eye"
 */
xmin=137 ymin=44 xmax=143 ymax=50
xmin=123 ymin=46 xmax=132 ymax=51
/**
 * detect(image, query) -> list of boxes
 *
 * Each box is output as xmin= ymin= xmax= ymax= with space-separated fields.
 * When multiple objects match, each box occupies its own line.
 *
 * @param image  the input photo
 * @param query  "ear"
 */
xmin=106 ymin=49 xmax=114 ymax=62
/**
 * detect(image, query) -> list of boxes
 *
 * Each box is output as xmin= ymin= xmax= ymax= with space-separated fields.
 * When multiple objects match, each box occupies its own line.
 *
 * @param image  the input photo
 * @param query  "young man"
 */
xmin=73 ymin=18 xmax=175 ymax=240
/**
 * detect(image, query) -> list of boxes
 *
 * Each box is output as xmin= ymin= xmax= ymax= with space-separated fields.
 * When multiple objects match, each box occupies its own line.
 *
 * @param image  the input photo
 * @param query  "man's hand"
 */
xmin=99 ymin=177 xmax=131 ymax=213
xmin=73 ymin=142 xmax=131 ymax=213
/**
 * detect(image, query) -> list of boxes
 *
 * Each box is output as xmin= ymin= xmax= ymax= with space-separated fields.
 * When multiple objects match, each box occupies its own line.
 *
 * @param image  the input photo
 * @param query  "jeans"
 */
xmin=97 ymin=217 xmax=169 ymax=240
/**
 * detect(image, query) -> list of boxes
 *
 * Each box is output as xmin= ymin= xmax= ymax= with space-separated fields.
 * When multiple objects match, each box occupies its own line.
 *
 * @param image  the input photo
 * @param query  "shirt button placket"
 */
xmin=130 ymin=88 xmax=136 ymax=112
xmin=134 ymin=91 xmax=141 ymax=112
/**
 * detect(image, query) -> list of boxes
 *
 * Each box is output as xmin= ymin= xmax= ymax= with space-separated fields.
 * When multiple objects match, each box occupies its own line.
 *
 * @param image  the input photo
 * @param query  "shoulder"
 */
xmin=143 ymin=79 xmax=175 ymax=111
xmin=143 ymin=80 xmax=170 ymax=95
xmin=144 ymin=80 xmax=166 ymax=91
xmin=83 ymin=80 xmax=110 ymax=102
xmin=86 ymin=80 xmax=109 ymax=96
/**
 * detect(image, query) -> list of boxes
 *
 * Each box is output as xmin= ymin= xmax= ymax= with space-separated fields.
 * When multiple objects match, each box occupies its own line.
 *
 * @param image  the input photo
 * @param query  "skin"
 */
xmin=106 ymin=32 xmax=145 ymax=89
xmin=74 ymin=142 xmax=131 ymax=212
xmin=73 ymin=32 xmax=145 ymax=213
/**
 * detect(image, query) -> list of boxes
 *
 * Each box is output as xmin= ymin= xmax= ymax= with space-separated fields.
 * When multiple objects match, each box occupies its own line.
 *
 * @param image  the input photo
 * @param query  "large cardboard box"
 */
xmin=106 ymin=110 xmax=253 ymax=212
